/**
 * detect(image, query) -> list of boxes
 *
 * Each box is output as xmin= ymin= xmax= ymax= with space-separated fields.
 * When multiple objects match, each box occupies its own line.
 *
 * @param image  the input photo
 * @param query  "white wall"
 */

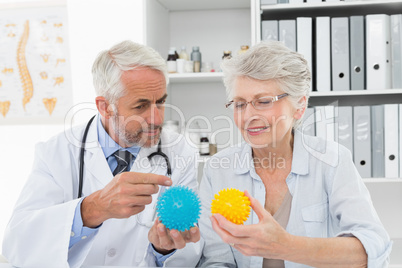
xmin=0 ymin=0 xmax=144 ymax=253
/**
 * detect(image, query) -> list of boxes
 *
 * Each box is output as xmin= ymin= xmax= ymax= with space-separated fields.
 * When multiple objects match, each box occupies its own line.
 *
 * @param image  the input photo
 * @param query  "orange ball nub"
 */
xmin=211 ymin=188 xmax=251 ymax=225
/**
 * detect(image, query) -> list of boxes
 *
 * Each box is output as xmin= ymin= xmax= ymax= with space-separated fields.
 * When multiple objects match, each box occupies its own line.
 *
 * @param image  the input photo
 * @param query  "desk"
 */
xmin=1 ymin=263 xmax=402 ymax=268
xmin=0 ymin=265 xmax=159 ymax=268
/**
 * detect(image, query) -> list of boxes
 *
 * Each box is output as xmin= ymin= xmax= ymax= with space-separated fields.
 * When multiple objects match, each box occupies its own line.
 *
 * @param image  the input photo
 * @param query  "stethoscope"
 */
xmin=78 ymin=115 xmax=172 ymax=228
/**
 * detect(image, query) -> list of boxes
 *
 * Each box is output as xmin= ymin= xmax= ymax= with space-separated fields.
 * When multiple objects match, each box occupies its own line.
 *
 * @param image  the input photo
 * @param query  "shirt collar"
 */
xmin=97 ymin=115 xmax=141 ymax=159
xmin=233 ymin=130 xmax=309 ymax=176
xmin=234 ymin=142 xmax=253 ymax=175
xmin=290 ymin=130 xmax=309 ymax=175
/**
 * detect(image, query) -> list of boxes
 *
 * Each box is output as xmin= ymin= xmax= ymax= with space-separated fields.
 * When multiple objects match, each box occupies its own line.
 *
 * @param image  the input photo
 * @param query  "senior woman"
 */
xmin=197 ymin=41 xmax=392 ymax=267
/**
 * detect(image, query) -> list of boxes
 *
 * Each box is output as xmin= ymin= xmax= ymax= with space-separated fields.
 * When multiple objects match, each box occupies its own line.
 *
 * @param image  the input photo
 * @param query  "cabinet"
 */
xmin=257 ymin=0 xmax=402 ymax=106
xmin=257 ymin=0 xmax=402 ymax=178
xmin=145 ymin=0 xmax=252 ymax=148
xmin=257 ymin=1 xmax=402 ymax=263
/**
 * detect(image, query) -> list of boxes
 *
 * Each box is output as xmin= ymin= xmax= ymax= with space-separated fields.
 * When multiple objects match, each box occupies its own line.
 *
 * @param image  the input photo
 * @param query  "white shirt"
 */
xmin=198 ymin=131 xmax=392 ymax=268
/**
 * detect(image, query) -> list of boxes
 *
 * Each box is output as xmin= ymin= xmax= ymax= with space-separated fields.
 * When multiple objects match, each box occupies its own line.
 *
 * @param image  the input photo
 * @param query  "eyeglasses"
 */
xmin=225 ymin=93 xmax=289 ymax=111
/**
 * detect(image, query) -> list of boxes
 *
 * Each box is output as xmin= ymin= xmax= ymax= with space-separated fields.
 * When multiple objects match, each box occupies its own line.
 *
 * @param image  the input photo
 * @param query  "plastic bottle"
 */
xmin=179 ymin=46 xmax=189 ymax=60
xmin=172 ymin=47 xmax=179 ymax=59
xmin=200 ymin=133 xmax=210 ymax=156
xmin=167 ymin=48 xmax=177 ymax=73
xmin=222 ymin=50 xmax=232 ymax=60
xmin=191 ymin=46 xmax=202 ymax=73
xmin=238 ymin=45 xmax=249 ymax=55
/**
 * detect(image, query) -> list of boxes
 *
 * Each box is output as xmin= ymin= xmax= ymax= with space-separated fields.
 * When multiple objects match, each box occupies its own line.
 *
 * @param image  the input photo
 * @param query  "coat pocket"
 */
xmin=301 ymin=202 xmax=329 ymax=238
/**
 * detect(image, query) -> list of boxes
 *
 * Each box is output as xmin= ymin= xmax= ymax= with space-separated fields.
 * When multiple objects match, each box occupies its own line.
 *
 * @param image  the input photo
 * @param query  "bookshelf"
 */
xmin=309 ymin=89 xmax=402 ymax=106
xmin=257 ymin=1 xmax=402 ymax=264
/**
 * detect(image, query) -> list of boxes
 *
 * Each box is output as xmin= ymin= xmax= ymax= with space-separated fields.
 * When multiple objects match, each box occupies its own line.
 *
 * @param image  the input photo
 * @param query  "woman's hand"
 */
xmin=211 ymin=191 xmax=368 ymax=267
xmin=210 ymin=190 xmax=291 ymax=260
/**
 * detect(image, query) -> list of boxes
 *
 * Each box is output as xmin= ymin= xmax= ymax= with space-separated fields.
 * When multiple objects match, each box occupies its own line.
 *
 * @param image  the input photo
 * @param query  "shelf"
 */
xmin=261 ymin=0 xmax=402 ymax=10
xmin=261 ymin=0 xmax=402 ymax=19
xmin=168 ymin=72 xmax=224 ymax=83
xmin=363 ymin=178 xmax=402 ymax=183
xmin=308 ymin=89 xmax=402 ymax=107
xmin=157 ymin=0 xmax=250 ymax=11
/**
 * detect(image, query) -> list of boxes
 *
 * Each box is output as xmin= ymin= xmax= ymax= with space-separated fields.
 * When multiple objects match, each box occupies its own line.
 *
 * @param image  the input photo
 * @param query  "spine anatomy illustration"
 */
xmin=0 ymin=101 xmax=11 ymax=117
xmin=17 ymin=20 xmax=34 ymax=111
xmin=43 ymin=98 xmax=57 ymax=115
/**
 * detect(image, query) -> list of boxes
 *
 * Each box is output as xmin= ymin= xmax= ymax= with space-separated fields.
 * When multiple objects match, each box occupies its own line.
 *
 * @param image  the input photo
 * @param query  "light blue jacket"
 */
xmin=198 ymin=131 xmax=392 ymax=268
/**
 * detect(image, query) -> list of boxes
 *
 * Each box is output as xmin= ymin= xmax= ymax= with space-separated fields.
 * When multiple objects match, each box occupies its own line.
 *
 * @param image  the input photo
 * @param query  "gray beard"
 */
xmin=111 ymin=114 xmax=162 ymax=148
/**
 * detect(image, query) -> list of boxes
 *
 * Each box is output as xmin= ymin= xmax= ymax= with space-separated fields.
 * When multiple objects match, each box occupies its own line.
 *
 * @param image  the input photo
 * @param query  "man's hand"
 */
xmin=148 ymin=218 xmax=200 ymax=255
xmin=81 ymin=172 xmax=172 ymax=228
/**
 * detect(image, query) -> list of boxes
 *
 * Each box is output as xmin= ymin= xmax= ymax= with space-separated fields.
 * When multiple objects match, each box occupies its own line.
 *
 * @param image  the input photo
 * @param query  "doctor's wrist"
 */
xmin=81 ymin=192 xmax=107 ymax=228
xmin=152 ymin=244 xmax=175 ymax=255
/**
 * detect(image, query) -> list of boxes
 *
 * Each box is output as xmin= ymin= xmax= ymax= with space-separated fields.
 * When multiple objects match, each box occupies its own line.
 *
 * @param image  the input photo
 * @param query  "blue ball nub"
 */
xmin=156 ymin=185 xmax=201 ymax=232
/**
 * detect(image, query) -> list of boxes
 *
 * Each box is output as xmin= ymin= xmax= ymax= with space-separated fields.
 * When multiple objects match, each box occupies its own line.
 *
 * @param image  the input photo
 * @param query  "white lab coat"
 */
xmin=2 ymin=114 xmax=203 ymax=267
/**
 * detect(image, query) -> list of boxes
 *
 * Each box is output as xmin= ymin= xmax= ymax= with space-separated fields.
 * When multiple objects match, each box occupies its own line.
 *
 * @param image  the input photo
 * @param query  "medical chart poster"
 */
xmin=0 ymin=3 xmax=72 ymax=124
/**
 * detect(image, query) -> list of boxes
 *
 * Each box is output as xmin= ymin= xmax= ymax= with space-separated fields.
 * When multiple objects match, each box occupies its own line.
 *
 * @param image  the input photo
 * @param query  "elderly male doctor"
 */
xmin=2 ymin=40 xmax=202 ymax=267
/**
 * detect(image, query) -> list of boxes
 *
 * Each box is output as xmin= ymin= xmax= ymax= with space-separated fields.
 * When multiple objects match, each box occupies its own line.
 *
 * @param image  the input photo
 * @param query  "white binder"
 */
xmin=315 ymin=105 xmax=335 ymax=142
xmin=261 ymin=20 xmax=278 ymax=41
xmin=261 ymin=0 xmax=277 ymax=4
xmin=400 ymin=104 xmax=402 ymax=178
xmin=391 ymin=14 xmax=402 ymax=89
xmin=301 ymin=107 xmax=316 ymax=137
xmin=366 ymin=14 xmax=391 ymax=90
xmin=297 ymin=17 xmax=313 ymax=91
xmin=353 ymin=106 xmax=372 ymax=178
xmin=350 ymin=16 xmax=365 ymax=90
xmin=336 ymin=106 xmax=353 ymax=156
xmin=371 ymin=105 xmax=385 ymax=178
xmin=306 ymin=0 xmax=321 ymax=3
xmin=384 ymin=104 xmax=399 ymax=178
xmin=279 ymin=20 xmax=296 ymax=51
xmin=289 ymin=0 xmax=303 ymax=3
xmin=331 ymin=17 xmax=350 ymax=91
xmin=316 ymin=17 xmax=331 ymax=92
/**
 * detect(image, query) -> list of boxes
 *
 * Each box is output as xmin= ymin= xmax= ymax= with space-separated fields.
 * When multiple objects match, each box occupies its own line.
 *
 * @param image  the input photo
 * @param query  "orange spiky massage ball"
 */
xmin=211 ymin=188 xmax=251 ymax=225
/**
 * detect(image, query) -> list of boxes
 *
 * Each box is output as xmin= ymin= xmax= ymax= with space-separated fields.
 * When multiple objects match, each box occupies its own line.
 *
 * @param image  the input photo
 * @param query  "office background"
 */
xmin=0 ymin=0 xmax=143 ymax=253
xmin=0 ymin=0 xmax=401 ymax=265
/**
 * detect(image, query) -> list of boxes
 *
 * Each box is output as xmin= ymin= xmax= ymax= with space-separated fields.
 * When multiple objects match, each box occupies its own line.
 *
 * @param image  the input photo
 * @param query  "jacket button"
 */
xmin=107 ymin=248 xmax=116 ymax=257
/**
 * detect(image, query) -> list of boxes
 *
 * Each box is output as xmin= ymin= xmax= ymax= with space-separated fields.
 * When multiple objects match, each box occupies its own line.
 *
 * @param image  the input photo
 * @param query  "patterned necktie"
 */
xmin=112 ymin=150 xmax=133 ymax=176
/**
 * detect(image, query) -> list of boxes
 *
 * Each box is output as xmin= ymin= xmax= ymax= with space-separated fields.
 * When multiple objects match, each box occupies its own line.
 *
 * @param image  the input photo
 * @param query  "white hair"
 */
xmin=221 ymin=41 xmax=311 ymax=129
xmin=92 ymin=40 xmax=168 ymax=104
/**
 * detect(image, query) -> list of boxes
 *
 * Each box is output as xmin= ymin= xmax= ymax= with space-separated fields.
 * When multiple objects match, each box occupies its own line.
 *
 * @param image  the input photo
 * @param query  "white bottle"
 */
xmin=199 ymin=133 xmax=210 ymax=156
xmin=167 ymin=48 xmax=177 ymax=73
xmin=179 ymin=46 xmax=189 ymax=60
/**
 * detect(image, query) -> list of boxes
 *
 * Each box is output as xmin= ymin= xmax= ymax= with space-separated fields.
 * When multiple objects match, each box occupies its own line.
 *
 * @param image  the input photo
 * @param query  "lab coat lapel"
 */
xmin=130 ymin=138 xmax=167 ymax=177
xmin=131 ymin=145 xmax=154 ymax=174
xmin=83 ymin=115 xmax=113 ymax=187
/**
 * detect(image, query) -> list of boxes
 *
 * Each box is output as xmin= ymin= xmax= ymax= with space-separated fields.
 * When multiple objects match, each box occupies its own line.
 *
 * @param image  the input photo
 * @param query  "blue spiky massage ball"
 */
xmin=156 ymin=185 xmax=201 ymax=232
